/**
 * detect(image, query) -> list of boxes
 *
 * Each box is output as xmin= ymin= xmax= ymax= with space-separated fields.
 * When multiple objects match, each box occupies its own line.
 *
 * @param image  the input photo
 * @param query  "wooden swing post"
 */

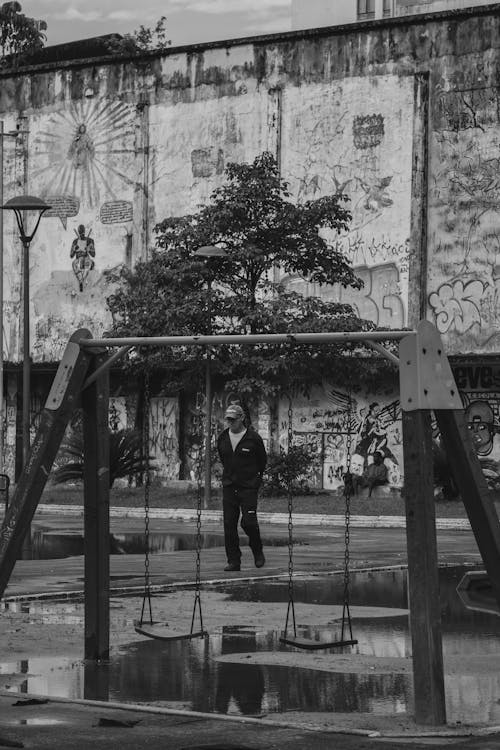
xmin=82 ymin=349 xmax=110 ymax=661
xmin=399 ymin=321 xmax=461 ymax=726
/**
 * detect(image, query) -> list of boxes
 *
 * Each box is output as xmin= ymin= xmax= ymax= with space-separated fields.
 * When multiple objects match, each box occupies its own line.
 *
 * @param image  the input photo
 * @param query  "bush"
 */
xmin=52 ymin=429 xmax=154 ymax=488
xmin=261 ymin=444 xmax=321 ymax=496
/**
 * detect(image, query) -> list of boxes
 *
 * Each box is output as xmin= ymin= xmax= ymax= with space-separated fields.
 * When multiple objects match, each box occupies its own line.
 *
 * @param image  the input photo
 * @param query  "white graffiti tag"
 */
xmin=429 ymin=279 xmax=484 ymax=334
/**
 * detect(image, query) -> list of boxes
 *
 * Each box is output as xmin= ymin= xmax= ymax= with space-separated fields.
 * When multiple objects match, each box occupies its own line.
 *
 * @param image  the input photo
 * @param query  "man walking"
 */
xmin=217 ymin=404 xmax=267 ymax=572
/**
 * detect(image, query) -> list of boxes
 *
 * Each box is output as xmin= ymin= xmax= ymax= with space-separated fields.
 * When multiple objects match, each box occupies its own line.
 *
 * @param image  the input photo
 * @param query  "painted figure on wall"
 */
xmin=465 ymin=400 xmax=496 ymax=457
xmin=68 ymin=123 xmax=95 ymax=169
xmin=355 ymin=401 xmax=397 ymax=463
xmin=70 ymin=224 xmax=95 ymax=292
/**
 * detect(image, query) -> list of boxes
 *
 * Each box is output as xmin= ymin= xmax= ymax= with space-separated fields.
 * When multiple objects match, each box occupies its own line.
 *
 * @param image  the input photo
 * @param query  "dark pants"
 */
xmin=222 ymin=485 xmax=263 ymax=564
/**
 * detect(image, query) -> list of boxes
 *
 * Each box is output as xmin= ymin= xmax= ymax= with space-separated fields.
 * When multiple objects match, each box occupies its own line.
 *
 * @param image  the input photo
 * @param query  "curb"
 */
xmin=29 ymin=504 xmax=473 ymax=530
xmin=1 ymin=690 xmax=499 ymax=740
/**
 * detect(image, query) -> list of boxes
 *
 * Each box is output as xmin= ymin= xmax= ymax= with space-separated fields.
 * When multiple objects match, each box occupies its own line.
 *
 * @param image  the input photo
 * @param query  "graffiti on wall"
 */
xmin=109 ymin=398 xmax=127 ymax=433
xmin=70 ymin=224 xmax=96 ymax=292
xmin=34 ymin=99 xmax=136 ymax=209
xmin=450 ymin=363 xmax=500 ymax=489
xmin=281 ymin=387 xmax=402 ymax=490
xmin=149 ymin=397 xmax=180 ymax=480
xmin=428 ymin=86 xmax=500 ymax=353
xmin=285 ymin=257 xmax=406 ymax=329
xmin=281 ymin=77 xmax=413 ymax=329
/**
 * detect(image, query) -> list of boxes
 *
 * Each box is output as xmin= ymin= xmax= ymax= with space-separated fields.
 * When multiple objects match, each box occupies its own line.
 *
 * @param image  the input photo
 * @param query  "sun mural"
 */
xmin=32 ymin=99 xmax=137 ymax=209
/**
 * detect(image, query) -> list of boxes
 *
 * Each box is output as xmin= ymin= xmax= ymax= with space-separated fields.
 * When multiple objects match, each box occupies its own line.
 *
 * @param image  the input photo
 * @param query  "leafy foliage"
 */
xmin=105 ymin=16 xmax=170 ymax=55
xmin=52 ymin=429 xmax=153 ymax=488
xmin=107 ymin=152 xmax=395 ymax=398
xmin=0 ymin=1 xmax=46 ymax=67
xmin=262 ymin=444 xmax=321 ymax=496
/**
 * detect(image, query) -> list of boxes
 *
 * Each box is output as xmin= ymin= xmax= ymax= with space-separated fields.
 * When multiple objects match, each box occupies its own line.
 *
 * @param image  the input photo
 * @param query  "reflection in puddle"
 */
xmin=12 ymin=718 xmax=67 ymax=726
xmin=24 ymin=530 xmax=295 ymax=560
xmin=1 ymin=566 xmax=500 ymax=724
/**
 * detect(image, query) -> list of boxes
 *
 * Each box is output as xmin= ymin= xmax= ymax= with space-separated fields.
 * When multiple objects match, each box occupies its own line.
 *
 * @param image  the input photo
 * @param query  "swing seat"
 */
xmin=279 ymin=634 xmax=358 ymax=650
xmin=134 ymin=621 xmax=208 ymax=642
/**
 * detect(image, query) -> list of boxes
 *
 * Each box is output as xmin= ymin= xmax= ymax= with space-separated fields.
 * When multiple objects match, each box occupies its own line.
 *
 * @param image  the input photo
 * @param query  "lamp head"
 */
xmin=194 ymin=245 xmax=227 ymax=259
xmin=2 ymin=196 xmax=52 ymax=212
xmin=2 ymin=195 xmax=51 ymax=243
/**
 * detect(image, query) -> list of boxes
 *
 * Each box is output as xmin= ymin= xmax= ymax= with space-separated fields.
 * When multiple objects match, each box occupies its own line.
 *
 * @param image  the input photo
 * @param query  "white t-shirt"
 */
xmin=229 ymin=428 xmax=246 ymax=451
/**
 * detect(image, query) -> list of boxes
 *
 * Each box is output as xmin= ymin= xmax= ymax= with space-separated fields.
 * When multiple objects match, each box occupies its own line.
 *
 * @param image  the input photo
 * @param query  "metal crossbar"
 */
xmin=79 ymin=331 xmax=412 ymax=348
xmin=81 ymin=331 xmax=405 ymax=390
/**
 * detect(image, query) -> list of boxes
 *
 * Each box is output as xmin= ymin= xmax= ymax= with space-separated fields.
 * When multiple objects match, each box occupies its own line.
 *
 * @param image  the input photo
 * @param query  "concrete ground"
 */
xmin=2 ymin=692 xmax=500 ymax=750
xmin=2 ymin=506 xmax=481 ymax=600
xmin=1 ymin=506 xmax=499 ymax=749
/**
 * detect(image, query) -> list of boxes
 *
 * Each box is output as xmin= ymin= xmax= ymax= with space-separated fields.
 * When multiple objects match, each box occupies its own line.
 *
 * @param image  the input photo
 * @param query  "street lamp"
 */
xmin=0 ymin=122 xmax=25 ymax=474
xmin=194 ymin=244 xmax=227 ymax=506
xmin=2 ymin=195 xmax=51 ymax=470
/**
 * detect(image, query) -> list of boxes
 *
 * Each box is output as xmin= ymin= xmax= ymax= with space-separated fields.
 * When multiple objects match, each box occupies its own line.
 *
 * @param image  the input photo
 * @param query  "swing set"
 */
xmin=1 ymin=321 xmax=500 ymax=726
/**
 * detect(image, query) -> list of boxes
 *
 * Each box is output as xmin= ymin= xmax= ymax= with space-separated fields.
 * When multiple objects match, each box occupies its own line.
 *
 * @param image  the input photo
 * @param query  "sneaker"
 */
xmin=254 ymin=553 xmax=265 ymax=569
xmin=224 ymin=563 xmax=240 ymax=572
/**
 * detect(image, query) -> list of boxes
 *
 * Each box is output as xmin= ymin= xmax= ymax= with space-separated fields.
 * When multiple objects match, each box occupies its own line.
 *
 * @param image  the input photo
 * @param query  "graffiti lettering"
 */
xmin=337 ymin=263 xmax=405 ymax=329
xmin=453 ymin=365 xmax=500 ymax=392
xmin=429 ymin=279 xmax=483 ymax=334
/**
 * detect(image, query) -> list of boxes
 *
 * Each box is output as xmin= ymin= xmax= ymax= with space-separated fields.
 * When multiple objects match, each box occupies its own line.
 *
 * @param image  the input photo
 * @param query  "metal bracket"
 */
xmin=45 ymin=342 xmax=81 ymax=411
xmin=399 ymin=320 xmax=462 ymax=411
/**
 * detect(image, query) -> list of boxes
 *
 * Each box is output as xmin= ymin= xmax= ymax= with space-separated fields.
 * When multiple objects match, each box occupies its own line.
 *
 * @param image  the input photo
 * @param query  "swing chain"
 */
xmin=140 ymin=369 xmax=154 ymax=626
xmin=340 ymin=362 xmax=355 ymax=642
xmin=343 ymin=397 xmax=353 ymax=590
xmin=283 ymin=394 xmax=297 ymax=638
xmin=189 ymin=370 xmax=206 ymax=635
xmin=194 ymin=386 xmax=204 ymax=589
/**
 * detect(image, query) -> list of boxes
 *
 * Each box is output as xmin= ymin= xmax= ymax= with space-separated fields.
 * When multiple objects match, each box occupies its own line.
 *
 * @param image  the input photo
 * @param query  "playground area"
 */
xmin=2 ymin=322 xmax=500 ymax=747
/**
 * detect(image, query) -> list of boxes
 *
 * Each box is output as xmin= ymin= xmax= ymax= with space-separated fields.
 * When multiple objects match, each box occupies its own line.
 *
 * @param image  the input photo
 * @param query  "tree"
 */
xmin=107 ymin=152 xmax=394 ymax=398
xmin=0 ymin=1 xmax=46 ymax=67
xmin=105 ymin=16 xmax=170 ymax=56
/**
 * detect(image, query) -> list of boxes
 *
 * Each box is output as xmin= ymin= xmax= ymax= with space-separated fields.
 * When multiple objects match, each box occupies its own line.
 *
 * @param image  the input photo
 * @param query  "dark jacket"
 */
xmin=217 ymin=427 xmax=267 ymax=489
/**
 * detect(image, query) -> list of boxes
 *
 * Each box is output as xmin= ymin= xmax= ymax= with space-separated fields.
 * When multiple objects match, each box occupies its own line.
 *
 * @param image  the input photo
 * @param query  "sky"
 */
xmin=32 ymin=0 xmax=293 ymax=48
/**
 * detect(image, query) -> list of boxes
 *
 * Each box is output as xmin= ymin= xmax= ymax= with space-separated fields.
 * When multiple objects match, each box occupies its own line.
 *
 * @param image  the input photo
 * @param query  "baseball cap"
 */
xmin=225 ymin=404 xmax=245 ymax=420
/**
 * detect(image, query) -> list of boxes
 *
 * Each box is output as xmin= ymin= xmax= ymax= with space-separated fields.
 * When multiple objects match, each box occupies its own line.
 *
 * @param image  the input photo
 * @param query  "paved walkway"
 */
xmin=35 ymin=503 xmax=473 ymax=529
xmin=2 ymin=507 xmax=481 ymax=601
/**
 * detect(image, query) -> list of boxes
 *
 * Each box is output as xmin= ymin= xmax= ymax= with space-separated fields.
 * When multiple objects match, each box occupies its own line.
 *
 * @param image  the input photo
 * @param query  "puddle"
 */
xmin=217 ymin=568 xmax=409 ymax=609
xmin=7 ymin=718 xmax=67 ymax=726
xmin=23 ymin=530 xmax=294 ymax=560
xmin=2 ymin=566 xmax=500 ymax=723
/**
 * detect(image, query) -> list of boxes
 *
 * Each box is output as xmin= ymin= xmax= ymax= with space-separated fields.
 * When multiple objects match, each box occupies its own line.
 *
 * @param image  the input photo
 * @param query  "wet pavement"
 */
xmin=3 ymin=566 xmax=500 ymax=727
xmin=4 ymin=693 xmax=500 ymax=750
xmin=2 ymin=510 xmax=500 ymax=747
xmin=1 ymin=513 xmax=483 ymax=601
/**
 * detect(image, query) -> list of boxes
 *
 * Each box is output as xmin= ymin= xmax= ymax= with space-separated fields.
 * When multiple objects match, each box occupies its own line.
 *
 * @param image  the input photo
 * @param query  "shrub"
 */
xmin=52 ymin=429 xmax=154 ymax=488
xmin=261 ymin=444 xmax=321 ymax=496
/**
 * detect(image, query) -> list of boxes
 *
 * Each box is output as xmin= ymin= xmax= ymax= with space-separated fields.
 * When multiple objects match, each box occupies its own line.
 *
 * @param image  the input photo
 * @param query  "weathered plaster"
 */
xmin=280 ymin=75 xmax=413 ymax=328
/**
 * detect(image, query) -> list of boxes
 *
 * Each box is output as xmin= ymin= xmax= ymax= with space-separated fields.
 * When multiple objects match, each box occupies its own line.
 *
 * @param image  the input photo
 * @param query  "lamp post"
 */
xmin=194 ymin=244 xmax=227 ymax=507
xmin=2 ymin=196 xmax=51 ymax=470
xmin=0 ymin=123 xmax=25 ymax=474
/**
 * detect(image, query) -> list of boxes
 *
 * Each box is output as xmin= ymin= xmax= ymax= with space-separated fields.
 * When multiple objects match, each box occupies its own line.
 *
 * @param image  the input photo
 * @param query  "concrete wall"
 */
xmin=2 ymin=5 xmax=500 ymax=483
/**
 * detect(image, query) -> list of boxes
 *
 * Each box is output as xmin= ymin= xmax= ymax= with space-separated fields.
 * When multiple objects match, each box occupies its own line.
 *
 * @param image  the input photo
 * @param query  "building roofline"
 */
xmin=1 ymin=2 xmax=500 ymax=78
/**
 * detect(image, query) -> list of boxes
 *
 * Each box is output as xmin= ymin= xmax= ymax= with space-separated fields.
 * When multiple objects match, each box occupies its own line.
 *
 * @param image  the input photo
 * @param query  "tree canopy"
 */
xmin=0 ymin=1 xmax=46 ymax=67
xmin=107 ymin=152 xmax=394 ymax=398
xmin=105 ymin=16 xmax=170 ymax=55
